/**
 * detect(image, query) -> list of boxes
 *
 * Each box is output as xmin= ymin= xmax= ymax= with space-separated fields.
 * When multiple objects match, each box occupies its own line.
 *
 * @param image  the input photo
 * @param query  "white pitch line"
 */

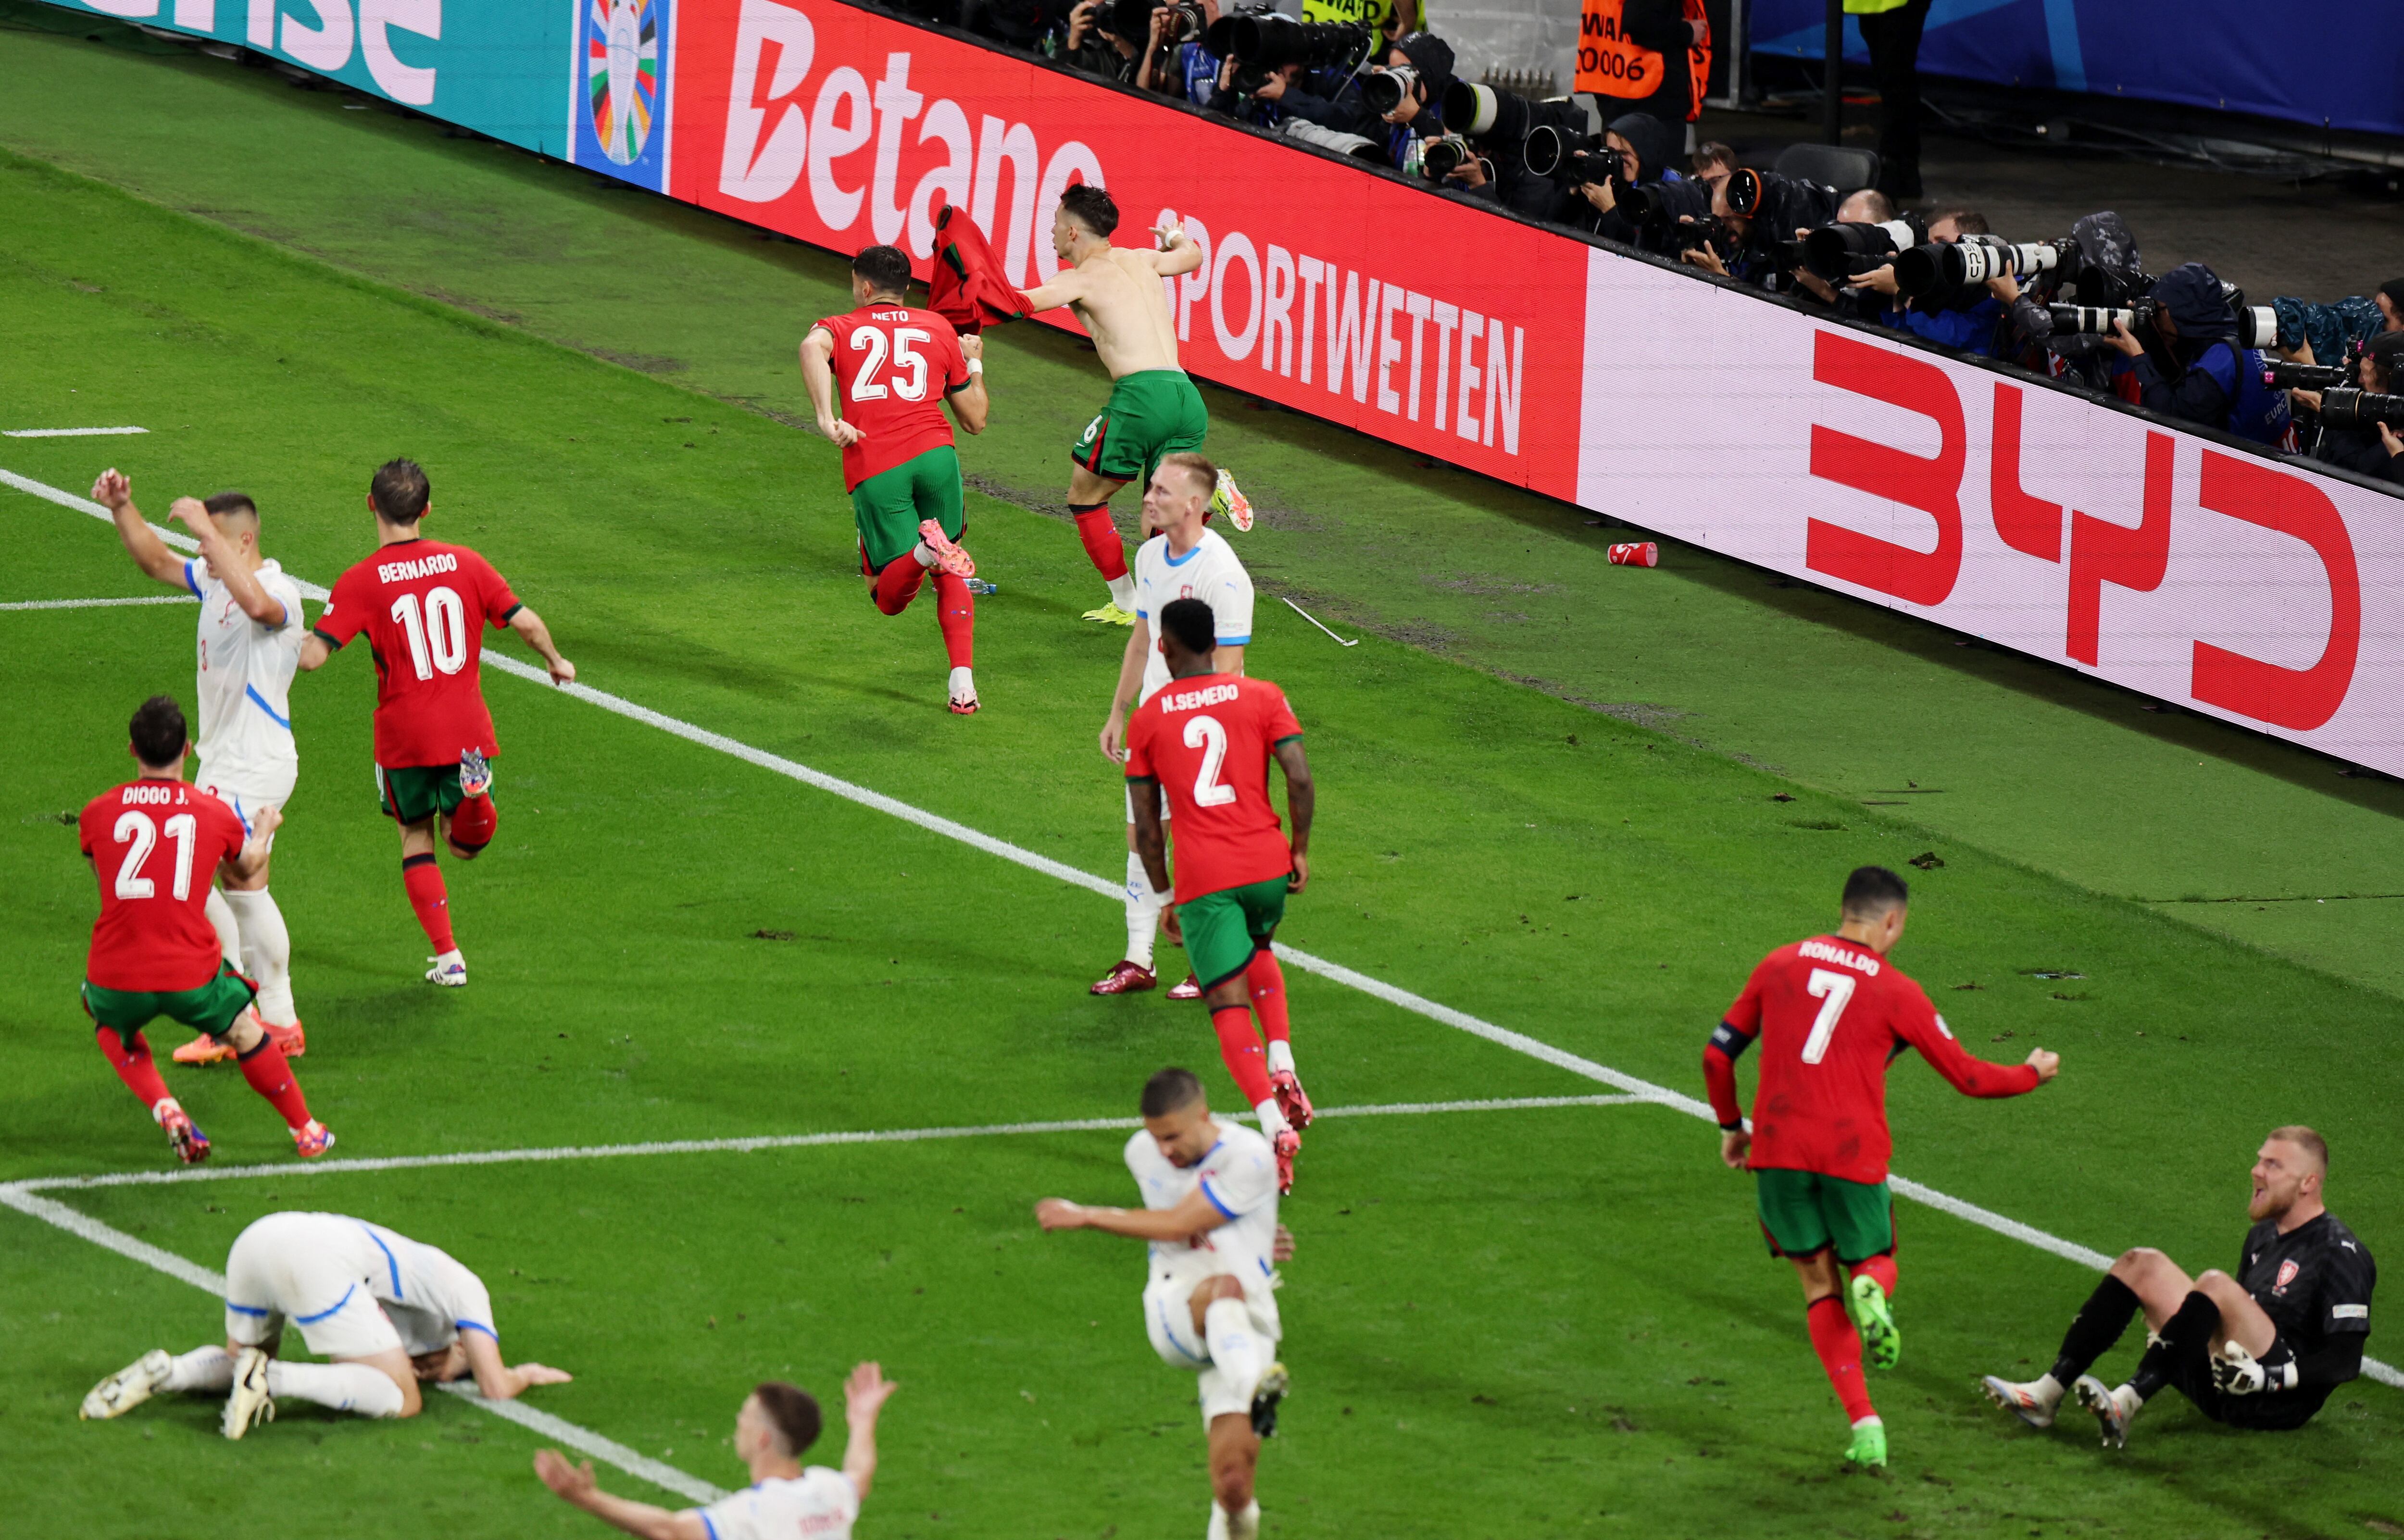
xmin=1 ymin=595 xmax=200 ymax=611
xmin=434 ymin=1384 xmax=724 ymax=1504
xmin=8 ymin=463 xmax=2395 ymax=1392
xmin=3 ymin=426 xmax=149 ymax=437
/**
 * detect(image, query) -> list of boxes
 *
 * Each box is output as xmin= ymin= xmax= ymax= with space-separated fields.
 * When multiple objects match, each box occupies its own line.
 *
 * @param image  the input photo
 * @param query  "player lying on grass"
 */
xmin=1983 ymin=1125 xmax=2376 ymax=1447
xmin=81 ymin=1209 xmax=568 ymax=1435
xmin=1038 ymin=1067 xmax=1293 ymax=1540
xmin=95 ymin=470 xmax=309 ymax=1065
xmin=535 ymin=1365 xmax=895 ymax=1540
xmin=1705 ymin=864 xmax=2060 ymax=1468
xmin=300 ymin=458 xmax=574 ymax=988
xmin=801 ymin=242 xmax=989 ymax=715
xmin=1125 ymin=596 xmax=1316 ymax=1192
xmin=1093 ymin=453 xmax=1257 ymax=1002
xmin=79 ymin=695 xmax=332 ymax=1163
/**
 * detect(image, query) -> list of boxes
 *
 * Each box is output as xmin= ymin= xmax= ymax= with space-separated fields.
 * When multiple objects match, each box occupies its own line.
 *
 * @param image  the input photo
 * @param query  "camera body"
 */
xmin=1420 ymin=132 xmax=1479 ymax=180
xmin=1107 ymin=0 xmax=1206 ymax=43
xmin=1524 ymin=124 xmax=1608 ymax=186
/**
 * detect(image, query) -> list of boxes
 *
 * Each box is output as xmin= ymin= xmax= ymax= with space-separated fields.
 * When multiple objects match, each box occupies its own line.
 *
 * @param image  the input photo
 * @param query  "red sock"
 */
xmin=1071 ymin=505 xmax=1128 ymax=582
xmin=96 ymin=1027 xmax=172 ymax=1112
xmin=1806 ymin=1295 xmax=1877 ymax=1424
xmin=933 ymin=571 xmax=975 ymax=668
xmin=1245 ymin=951 xmax=1290 ymax=1048
xmin=237 ymin=1035 xmax=313 ymax=1130
xmin=1850 ymin=1254 xmax=1898 ymax=1299
xmin=873 ymin=555 xmax=927 ymax=615
xmin=402 ymin=854 xmax=455 ymax=953
xmin=449 ymin=793 xmax=497 ymax=852
xmin=1210 ymin=1004 xmax=1274 ymax=1107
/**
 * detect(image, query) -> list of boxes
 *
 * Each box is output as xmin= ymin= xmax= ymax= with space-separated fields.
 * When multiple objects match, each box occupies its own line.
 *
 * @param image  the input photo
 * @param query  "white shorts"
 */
xmin=200 ymin=783 xmax=289 ymax=840
xmin=1124 ymin=781 xmax=1169 ymax=826
xmin=223 ymin=1214 xmax=401 ymax=1360
xmin=1143 ymin=1270 xmax=1280 ymax=1426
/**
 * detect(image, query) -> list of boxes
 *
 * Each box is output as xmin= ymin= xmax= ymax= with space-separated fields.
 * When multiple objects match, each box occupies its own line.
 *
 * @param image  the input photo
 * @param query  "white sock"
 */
xmin=1225 ymin=1501 xmax=1261 ymax=1540
xmin=1107 ymin=573 xmax=1136 ymax=611
xmin=204 ymin=887 xmax=243 ymax=970
xmin=2030 ymin=1371 xmax=2065 ymax=1406
xmin=1265 ymin=1039 xmax=1295 ymax=1076
xmin=164 ymin=1345 xmax=233 ymax=1392
xmin=913 ymin=540 xmax=939 ymax=568
xmin=1253 ymin=1097 xmax=1290 ymax=1138
xmin=1124 ymin=852 xmax=1166 ymax=970
xmin=1202 ymin=1297 xmax=1265 ymax=1399
xmin=266 ymin=1360 xmax=404 ymax=1418
xmin=949 ymin=665 xmax=975 ymax=700
xmin=1207 ymin=1502 xmax=1229 ymax=1540
xmin=223 ymin=888 xmax=296 ymax=1026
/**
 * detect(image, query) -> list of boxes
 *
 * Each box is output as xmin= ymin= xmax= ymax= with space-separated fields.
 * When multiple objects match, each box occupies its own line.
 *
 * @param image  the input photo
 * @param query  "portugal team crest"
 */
xmin=586 ymin=0 xmax=661 ymax=167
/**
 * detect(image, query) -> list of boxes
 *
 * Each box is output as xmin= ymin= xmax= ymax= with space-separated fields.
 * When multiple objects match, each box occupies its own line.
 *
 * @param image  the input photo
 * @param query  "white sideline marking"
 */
xmin=434 ymin=1384 xmax=724 ymax=1504
xmin=3 ymin=426 xmax=149 ymax=437
xmin=1 ymin=595 xmax=200 ymax=611
xmin=9 ymin=463 xmax=2395 ymax=1393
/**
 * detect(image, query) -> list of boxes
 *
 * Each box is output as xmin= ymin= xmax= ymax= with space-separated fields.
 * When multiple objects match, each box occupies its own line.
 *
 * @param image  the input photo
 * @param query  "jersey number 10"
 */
xmin=390 ymin=587 xmax=470 ymax=681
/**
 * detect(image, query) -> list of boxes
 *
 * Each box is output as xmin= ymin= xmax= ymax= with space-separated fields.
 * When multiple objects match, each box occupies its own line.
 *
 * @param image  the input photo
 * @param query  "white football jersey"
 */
xmin=186 ymin=556 xmax=304 ymax=803
xmin=1123 ymin=1116 xmax=1281 ymax=1329
xmin=696 ymin=1468 xmax=860 ymax=1540
xmin=248 ymin=1212 xmax=497 ymax=1357
xmin=1131 ymin=528 xmax=1253 ymax=706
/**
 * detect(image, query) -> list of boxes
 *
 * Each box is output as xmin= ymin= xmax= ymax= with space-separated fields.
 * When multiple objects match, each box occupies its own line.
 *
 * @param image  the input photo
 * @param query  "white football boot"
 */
xmin=426 ymin=950 xmax=467 ymax=987
xmin=222 ymin=1346 xmax=275 ymax=1439
xmin=80 ymin=1349 xmax=172 ymax=1420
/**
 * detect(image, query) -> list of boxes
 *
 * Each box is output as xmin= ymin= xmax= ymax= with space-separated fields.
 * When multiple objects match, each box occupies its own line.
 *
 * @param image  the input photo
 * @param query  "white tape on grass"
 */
xmin=0 ymin=595 xmax=200 ymax=611
xmin=3 ymin=426 xmax=149 ymax=437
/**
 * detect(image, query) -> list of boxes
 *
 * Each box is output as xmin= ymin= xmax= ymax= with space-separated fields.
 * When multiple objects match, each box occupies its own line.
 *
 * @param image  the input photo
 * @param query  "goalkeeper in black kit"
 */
xmin=1982 ymin=1126 xmax=2375 ymax=1446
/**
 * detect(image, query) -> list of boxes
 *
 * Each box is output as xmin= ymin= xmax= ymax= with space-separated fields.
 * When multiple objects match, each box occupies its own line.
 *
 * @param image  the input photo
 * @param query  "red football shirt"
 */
xmin=1124 ymin=673 xmax=1303 ymax=904
xmin=1709 ymin=935 xmax=2041 ymax=1185
xmin=80 ymin=778 xmax=247 ymax=992
xmin=314 ymin=540 xmax=521 ymax=768
xmin=813 ymin=304 xmax=970 ymax=490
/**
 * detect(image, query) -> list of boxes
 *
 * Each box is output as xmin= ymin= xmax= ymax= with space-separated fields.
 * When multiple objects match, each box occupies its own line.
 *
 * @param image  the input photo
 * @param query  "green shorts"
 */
xmin=1178 ymin=873 xmax=1289 ymax=991
xmin=1755 ymin=1168 xmax=1896 ymax=1263
xmin=1071 ymin=369 xmax=1208 ymax=488
xmin=82 ymin=961 xmax=256 ymax=1037
xmin=851 ymin=445 xmax=964 ymax=572
xmin=377 ymin=761 xmax=471 ymax=824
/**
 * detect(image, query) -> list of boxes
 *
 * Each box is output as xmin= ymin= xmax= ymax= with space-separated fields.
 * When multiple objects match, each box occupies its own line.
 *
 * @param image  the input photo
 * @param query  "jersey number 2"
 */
xmin=849 ymin=327 xmax=931 ymax=402
xmin=1801 ymin=969 xmax=1856 ymax=1064
xmin=1182 ymin=715 xmax=1238 ymax=807
xmin=390 ymin=587 xmax=469 ymax=680
xmin=114 ymin=810 xmax=197 ymax=901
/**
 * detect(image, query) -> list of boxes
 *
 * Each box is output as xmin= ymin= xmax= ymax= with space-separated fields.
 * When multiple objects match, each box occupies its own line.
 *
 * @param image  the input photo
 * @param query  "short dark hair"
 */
xmin=129 ymin=695 xmax=188 ymax=768
xmin=1934 ymin=208 xmax=1990 ymax=236
xmin=852 ymin=244 xmax=912 ymax=298
xmin=1141 ymin=1066 xmax=1205 ymax=1118
xmin=1057 ymin=182 xmax=1118 ymax=239
xmin=370 ymin=459 xmax=431 ymax=523
xmin=1159 ymin=597 xmax=1216 ymax=658
xmin=751 ymin=1381 xmax=822 ymax=1455
xmin=1692 ymin=142 xmax=1738 ymax=173
xmin=202 ymin=492 xmax=259 ymax=522
xmin=1840 ymin=865 xmax=1910 ymax=919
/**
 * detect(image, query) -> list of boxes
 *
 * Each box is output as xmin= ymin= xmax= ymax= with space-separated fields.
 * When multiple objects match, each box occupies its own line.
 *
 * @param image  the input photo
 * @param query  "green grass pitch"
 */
xmin=1 ymin=25 xmax=2399 ymax=1540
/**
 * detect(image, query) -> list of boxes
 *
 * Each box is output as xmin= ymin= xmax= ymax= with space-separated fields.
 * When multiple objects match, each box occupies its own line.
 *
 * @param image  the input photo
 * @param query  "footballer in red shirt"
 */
xmin=800 ymin=244 xmax=990 ymax=715
xmin=300 ymin=459 xmax=575 ymax=988
xmin=1125 ymin=596 xmax=1316 ymax=1192
xmin=80 ymin=696 xmax=332 ymax=1163
xmin=1704 ymin=865 xmax=2060 ymax=1467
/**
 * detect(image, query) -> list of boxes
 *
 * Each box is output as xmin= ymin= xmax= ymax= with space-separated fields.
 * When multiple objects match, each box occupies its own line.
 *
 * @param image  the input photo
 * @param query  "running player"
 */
xmin=801 ymin=242 xmax=989 ymax=714
xmin=78 ymin=696 xmax=332 ymax=1163
xmin=80 ymin=1209 xmax=571 ymax=1436
xmin=536 ymin=1367 xmax=896 ymax=1540
xmin=94 ymin=471 xmax=308 ymax=1064
xmin=1092 ymin=453 xmax=1257 ymax=1001
xmin=298 ymin=459 xmax=575 ymax=987
xmin=1124 ymin=597 xmax=1315 ymax=1193
xmin=1703 ymin=864 xmax=2060 ymax=1467
xmin=1037 ymin=1067 xmax=1292 ymax=1540
xmin=1982 ymin=1126 xmax=2376 ymax=1447
xmin=1015 ymin=183 xmax=1249 ymax=624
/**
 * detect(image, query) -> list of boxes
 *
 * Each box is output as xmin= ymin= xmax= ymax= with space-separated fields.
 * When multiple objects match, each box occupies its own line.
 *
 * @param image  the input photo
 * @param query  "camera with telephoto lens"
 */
xmin=1420 ymin=133 xmax=1484 ymax=180
xmin=1205 ymin=4 xmax=1373 ymax=69
xmin=1362 ymin=63 xmax=1418 ymax=116
xmin=1665 ymin=215 xmax=1733 ymax=255
xmin=1614 ymin=174 xmax=1711 ymax=231
xmin=1802 ymin=219 xmax=1920 ymax=282
xmin=2318 ymin=388 xmax=2404 ymax=430
xmin=1524 ymin=124 xmax=1609 ymax=186
xmin=2049 ymin=298 xmax=2276 ymax=349
xmin=1444 ymin=79 xmax=1540 ymax=148
xmin=2263 ymin=361 xmax=2351 ymax=391
xmin=1892 ymin=236 xmax=2075 ymax=302
xmin=1107 ymin=0 xmax=1205 ymax=42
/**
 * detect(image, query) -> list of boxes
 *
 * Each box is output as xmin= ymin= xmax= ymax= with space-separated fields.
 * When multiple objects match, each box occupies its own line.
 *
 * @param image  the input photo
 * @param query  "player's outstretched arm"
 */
xmin=1903 ymin=1005 xmax=2058 ymax=1097
xmin=1274 ymin=739 xmax=1313 ymax=893
xmin=1035 ymin=1189 xmax=1225 ymax=1244
xmin=1146 ymin=221 xmax=1207 ymax=278
xmin=840 ymin=1361 xmax=898 ymax=1502
xmin=463 ymin=1329 xmax=574 ymax=1401
xmin=90 ymin=471 xmax=187 ymax=586
xmin=508 ymin=605 xmax=576 ymax=686
xmin=166 ymin=498 xmax=287 ymax=626
xmin=1017 ymin=266 xmax=1089 ymax=316
xmin=946 ymin=334 xmax=989 ymax=435
xmin=533 ymin=1451 xmax=706 ymax=1540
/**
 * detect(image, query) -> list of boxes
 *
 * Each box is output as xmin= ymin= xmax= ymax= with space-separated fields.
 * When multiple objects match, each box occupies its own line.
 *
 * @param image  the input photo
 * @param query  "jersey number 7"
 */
xmin=1802 ymin=968 xmax=1856 ymax=1064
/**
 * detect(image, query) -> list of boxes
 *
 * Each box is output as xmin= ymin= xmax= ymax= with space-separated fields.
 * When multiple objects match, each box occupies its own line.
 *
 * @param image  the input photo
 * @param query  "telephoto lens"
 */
xmin=2318 ymin=388 xmax=2404 ymax=430
xmin=2263 ymin=361 xmax=2351 ymax=390
xmin=1106 ymin=0 xmax=1157 ymax=41
xmin=1361 ymin=64 xmax=1416 ymax=116
xmin=1615 ymin=176 xmax=1711 ymax=229
xmin=1802 ymin=219 xmax=1917 ymax=281
xmin=2046 ymin=300 xmax=2157 ymax=335
xmin=1204 ymin=7 xmax=1372 ymax=69
xmin=1726 ymin=167 xmax=1770 ymax=216
xmin=2235 ymin=304 xmax=2277 ymax=350
xmin=1892 ymin=236 xmax=2070 ymax=301
xmin=1422 ymin=134 xmax=1477 ymax=179
xmin=1523 ymin=124 xmax=1603 ymax=183
xmin=1443 ymin=79 xmax=1535 ymax=147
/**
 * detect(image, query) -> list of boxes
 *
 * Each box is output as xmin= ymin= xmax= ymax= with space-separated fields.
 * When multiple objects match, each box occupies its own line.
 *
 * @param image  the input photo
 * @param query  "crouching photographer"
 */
xmin=1674 ymin=163 xmax=1842 ymax=289
xmin=2298 ymin=332 xmax=2404 ymax=485
xmin=2096 ymin=262 xmax=2292 ymax=447
xmin=1432 ymin=79 xmax=1593 ymax=219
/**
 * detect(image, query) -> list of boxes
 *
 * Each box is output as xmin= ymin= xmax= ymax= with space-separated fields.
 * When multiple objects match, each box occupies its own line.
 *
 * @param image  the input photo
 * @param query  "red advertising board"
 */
xmin=668 ymin=0 xmax=1588 ymax=498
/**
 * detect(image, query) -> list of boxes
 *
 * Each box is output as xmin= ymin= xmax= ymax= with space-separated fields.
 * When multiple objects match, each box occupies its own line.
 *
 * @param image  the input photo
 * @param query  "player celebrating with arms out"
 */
xmin=1038 ymin=1067 xmax=1294 ymax=1540
xmin=94 ymin=471 xmax=309 ymax=1064
xmin=77 ymin=696 xmax=332 ymax=1163
xmin=1016 ymin=183 xmax=1249 ymax=624
xmin=1704 ymin=865 xmax=2060 ymax=1468
xmin=801 ymin=243 xmax=989 ymax=715
xmin=1125 ymin=596 xmax=1316 ymax=1193
xmin=299 ymin=460 xmax=574 ymax=988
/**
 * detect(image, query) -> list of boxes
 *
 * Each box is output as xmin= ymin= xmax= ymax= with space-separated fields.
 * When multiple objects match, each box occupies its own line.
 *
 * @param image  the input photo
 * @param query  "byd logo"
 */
xmin=1806 ymin=331 xmax=2360 ymax=731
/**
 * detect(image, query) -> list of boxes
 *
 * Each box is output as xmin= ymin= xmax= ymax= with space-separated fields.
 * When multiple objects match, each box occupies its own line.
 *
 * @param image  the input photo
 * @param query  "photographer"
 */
xmin=1675 ymin=163 xmax=1839 ymax=291
xmin=2308 ymin=332 xmax=2404 ymax=485
xmin=1365 ymin=32 xmax=1457 ymax=168
xmin=1208 ymin=54 xmax=1361 ymax=127
xmin=1062 ymin=0 xmax=1146 ymax=82
xmin=2103 ymin=262 xmax=2286 ymax=442
xmin=1991 ymin=212 xmax=2143 ymax=396
xmin=2272 ymin=277 xmax=2404 ymax=378
xmin=1782 ymin=188 xmax=1902 ymax=319
xmin=1432 ymin=83 xmax=1589 ymax=219
xmin=1848 ymin=209 xmax=2009 ymax=356
xmin=1558 ymin=112 xmax=1690 ymax=247
xmin=1131 ymin=0 xmax=1222 ymax=102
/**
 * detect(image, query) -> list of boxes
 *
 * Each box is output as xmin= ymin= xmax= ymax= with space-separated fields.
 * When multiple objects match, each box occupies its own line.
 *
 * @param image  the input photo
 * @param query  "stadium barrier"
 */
xmin=33 ymin=0 xmax=2404 ymax=777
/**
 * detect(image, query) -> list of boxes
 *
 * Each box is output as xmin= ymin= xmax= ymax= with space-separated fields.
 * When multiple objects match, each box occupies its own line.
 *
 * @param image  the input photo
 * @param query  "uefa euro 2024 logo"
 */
xmin=586 ymin=0 xmax=661 ymax=166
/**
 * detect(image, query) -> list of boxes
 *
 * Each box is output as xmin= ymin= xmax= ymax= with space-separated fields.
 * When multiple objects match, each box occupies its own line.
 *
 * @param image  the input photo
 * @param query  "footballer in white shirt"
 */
xmin=1091 ymin=453 xmax=1255 ymax=1000
xmin=94 ymin=471 xmax=309 ymax=1062
xmin=537 ymin=1365 xmax=896 ymax=1540
xmin=1038 ymin=1067 xmax=1294 ymax=1540
xmin=79 ymin=1210 xmax=571 ymax=1436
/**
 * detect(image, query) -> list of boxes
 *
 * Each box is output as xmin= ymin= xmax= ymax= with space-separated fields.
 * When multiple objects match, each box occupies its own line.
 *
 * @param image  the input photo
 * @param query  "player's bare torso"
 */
xmin=1068 ymin=247 xmax=1182 ymax=378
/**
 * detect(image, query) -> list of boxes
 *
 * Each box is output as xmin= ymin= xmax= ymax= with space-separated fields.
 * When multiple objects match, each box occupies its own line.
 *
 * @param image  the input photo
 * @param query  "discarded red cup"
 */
xmin=1608 ymin=541 xmax=1659 ymax=567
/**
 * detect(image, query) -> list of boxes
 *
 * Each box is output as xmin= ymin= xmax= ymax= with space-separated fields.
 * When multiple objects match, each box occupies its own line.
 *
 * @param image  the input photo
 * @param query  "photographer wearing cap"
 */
xmin=1561 ymin=112 xmax=1688 ymax=245
xmin=2308 ymin=332 xmax=2404 ymax=486
xmin=2103 ymin=262 xmax=2267 ymax=437
xmin=1848 ymin=209 xmax=2009 ymax=356
xmin=1364 ymin=31 xmax=1456 ymax=169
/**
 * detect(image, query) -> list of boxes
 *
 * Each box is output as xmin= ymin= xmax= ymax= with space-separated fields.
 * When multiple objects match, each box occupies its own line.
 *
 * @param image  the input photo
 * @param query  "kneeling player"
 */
xmin=1038 ymin=1068 xmax=1292 ymax=1540
xmin=81 ymin=1209 xmax=570 ymax=1436
xmin=1983 ymin=1126 xmax=2375 ymax=1446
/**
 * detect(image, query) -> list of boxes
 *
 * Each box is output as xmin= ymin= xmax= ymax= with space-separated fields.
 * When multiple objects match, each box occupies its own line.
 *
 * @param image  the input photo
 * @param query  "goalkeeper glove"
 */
xmin=2211 ymin=1341 xmax=2299 ymax=1396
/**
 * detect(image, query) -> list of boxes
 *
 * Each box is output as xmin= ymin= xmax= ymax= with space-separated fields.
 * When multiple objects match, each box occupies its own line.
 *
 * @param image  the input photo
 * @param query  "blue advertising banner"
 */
xmin=1749 ymin=0 xmax=2404 ymax=141
xmin=568 ymin=0 xmax=674 ymax=190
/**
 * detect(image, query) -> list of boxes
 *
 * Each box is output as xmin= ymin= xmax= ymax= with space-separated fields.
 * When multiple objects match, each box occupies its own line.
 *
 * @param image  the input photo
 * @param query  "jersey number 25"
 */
xmin=849 ymin=327 xmax=931 ymax=402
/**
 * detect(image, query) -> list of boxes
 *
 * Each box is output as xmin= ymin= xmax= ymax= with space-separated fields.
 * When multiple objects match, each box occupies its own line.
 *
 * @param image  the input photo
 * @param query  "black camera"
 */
xmin=1525 ymin=124 xmax=1608 ymax=186
xmin=1892 ymin=236 xmax=2074 ymax=301
xmin=2319 ymin=388 xmax=2404 ymax=430
xmin=2263 ymin=361 xmax=2351 ymax=391
xmin=1107 ymin=0 xmax=1204 ymax=41
xmin=1421 ymin=133 xmax=1481 ymax=180
xmin=1204 ymin=5 xmax=1372 ymax=70
xmin=1665 ymin=216 xmax=1731 ymax=256
xmin=1362 ymin=64 xmax=1418 ymax=116
xmin=1614 ymin=174 xmax=1710 ymax=230
xmin=1802 ymin=218 xmax=1920 ymax=282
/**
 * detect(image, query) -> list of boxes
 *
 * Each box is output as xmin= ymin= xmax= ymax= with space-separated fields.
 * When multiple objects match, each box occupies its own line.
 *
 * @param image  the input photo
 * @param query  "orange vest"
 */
xmin=1684 ymin=0 xmax=1712 ymax=121
xmin=1575 ymin=0 xmax=1662 ymax=99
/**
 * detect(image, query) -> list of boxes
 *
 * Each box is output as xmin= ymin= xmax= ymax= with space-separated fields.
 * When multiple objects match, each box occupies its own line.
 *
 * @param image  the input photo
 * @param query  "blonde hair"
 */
xmin=2267 ymin=1125 xmax=2328 ymax=1176
xmin=1158 ymin=451 xmax=1216 ymax=500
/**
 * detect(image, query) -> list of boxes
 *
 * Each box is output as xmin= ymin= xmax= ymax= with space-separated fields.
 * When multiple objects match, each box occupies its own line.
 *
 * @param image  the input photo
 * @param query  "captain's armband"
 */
xmin=1708 ymin=1022 xmax=1753 ymax=1059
